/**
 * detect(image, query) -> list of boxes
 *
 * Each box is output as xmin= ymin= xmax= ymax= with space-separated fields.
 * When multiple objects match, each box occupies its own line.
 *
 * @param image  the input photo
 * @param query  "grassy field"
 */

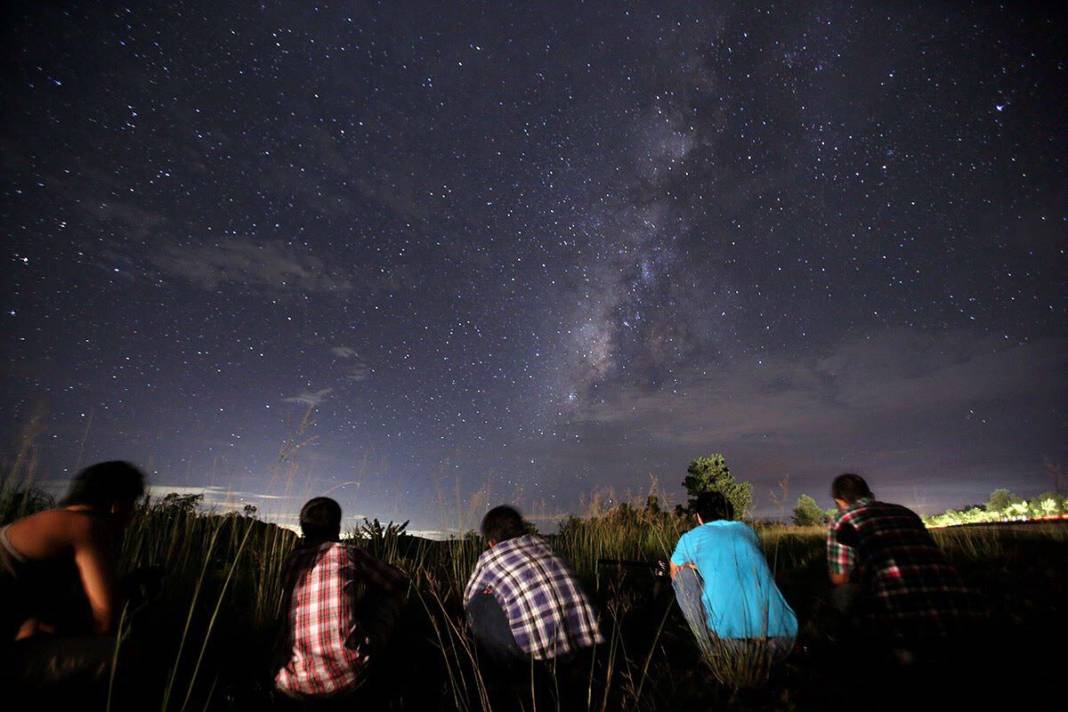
xmin=2 ymin=488 xmax=1065 ymax=710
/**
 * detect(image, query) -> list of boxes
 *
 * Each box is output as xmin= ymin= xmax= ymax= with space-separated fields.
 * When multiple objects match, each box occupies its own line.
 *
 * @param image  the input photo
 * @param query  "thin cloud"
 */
xmin=345 ymin=363 xmax=371 ymax=382
xmin=331 ymin=347 xmax=371 ymax=381
xmin=561 ymin=329 xmax=1067 ymax=514
xmin=151 ymin=238 xmax=353 ymax=294
xmin=147 ymin=484 xmax=294 ymax=502
xmin=283 ymin=387 xmax=333 ymax=407
xmin=83 ymin=199 xmax=167 ymax=240
xmin=331 ymin=346 xmax=358 ymax=359
xmin=577 ymin=330 xmax=1067 ymax=443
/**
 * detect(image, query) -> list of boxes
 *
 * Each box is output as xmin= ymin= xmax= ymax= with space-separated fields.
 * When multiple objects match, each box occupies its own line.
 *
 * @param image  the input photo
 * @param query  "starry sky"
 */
xmin=2 ymin=2 xmax=1065 ymax=532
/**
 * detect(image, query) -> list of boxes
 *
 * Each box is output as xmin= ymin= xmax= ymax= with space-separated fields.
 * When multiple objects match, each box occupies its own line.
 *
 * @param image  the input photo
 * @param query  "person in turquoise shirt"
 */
xmin=670 ymin=491 xmax=797 ymax=657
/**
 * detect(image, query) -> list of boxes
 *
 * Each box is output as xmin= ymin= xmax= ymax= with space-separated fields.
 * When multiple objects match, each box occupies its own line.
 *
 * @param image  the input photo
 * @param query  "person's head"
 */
xmin=299 ymin=497 xmax=343 ymax=543
xmin=691 ymin=491 xmax=733 ymax=524
xmin=62 ymin=460 xmax=146 ymax=525
xmin=480 ymin=505 xmax=527 ymax=548
xmin=831 ymin=473 xmax=873 ymax=510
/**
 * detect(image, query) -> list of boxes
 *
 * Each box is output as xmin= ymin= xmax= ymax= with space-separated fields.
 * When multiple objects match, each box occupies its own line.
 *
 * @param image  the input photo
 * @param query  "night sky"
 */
xmin=3 ymin=2 xmax=1065 ymax=533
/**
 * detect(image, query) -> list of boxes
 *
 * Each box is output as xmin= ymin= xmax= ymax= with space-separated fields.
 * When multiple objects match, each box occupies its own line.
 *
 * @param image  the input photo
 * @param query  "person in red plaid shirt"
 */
xmin=274 ymin=497 xmax=407 ymax=702
xmin=826 ymin=473 xmax=983 ymax=654
xmin=463 ymin=505 xmax=603 ymax=666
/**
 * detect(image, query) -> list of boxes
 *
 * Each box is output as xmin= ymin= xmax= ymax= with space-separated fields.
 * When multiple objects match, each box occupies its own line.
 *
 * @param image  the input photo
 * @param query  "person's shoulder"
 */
xmin=473 ymin=536 xmax=522 ymax=573
xmin=479 ymin=535 xmax=522 ymax=562
xmin=676 ymin=524 xmax=703 ymax=543
xmin=730 ymin=520 xmax=758 ymax=537
xmin=342 ymin=541 xmax=379 ymax=562
xmin=51 ymin=507 xmax=107 ymax=539
xmin=27 ymin=508 xmax=111 ymax=550
xmin=717 ymin=520 xmax=758 ymax=542
xmin=518 ymin=534 xmax=571 ymax=568
xmin=506 ymin=533 xmax=546 ymax=553
xmin=839 ymin=499 xmax=877 ymax=519
xmin=679 ymin=522 xmax=728 ymax=546
xmin=704 ymin=519 xmax=744 ymax=533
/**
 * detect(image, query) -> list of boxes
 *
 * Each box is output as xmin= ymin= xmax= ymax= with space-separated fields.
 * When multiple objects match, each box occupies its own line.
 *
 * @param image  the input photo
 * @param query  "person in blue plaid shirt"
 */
xmin=463 ymin=505 xmax=603 ymax=666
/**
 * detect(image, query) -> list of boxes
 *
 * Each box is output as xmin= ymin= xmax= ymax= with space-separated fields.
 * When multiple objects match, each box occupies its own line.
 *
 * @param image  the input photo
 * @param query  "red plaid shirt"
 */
xmin=275 ymin=541 xmax=406 ymax=697
xmin=827 ymin=499 xmax=983 ymax=639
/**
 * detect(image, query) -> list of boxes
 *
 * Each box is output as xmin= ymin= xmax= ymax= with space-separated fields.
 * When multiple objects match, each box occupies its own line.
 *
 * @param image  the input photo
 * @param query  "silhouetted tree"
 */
xmin=682 ymin=454 xmax=752 ymax=519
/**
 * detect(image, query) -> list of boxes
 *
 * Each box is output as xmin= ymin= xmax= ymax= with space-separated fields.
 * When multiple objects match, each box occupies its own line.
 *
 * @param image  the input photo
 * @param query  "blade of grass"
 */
xmin=179 ymin=521 xmax=254 ymax=712
xmin=161 ymin=525 xmax=222 ymax=712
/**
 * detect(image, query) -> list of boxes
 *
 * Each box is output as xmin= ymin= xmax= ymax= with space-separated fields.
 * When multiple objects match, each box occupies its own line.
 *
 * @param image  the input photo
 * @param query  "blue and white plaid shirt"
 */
xmin=463 ymin=534 xmax=603 ymax=659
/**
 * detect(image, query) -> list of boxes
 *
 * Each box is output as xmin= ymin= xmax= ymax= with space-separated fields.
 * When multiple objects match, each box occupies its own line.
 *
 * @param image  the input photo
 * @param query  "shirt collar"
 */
xmin=845 ymin=496 xmax=874 ymax=512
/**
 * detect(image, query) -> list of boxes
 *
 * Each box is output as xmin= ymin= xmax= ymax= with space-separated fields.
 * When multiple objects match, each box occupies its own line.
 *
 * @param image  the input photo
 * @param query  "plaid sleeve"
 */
xmin=348 ymin=546 xmax=408 ymax=594
xmin=463 ymin=555 xmax=491 ymax=607
xmin=826 ymin=516 xmax=857 ymax=578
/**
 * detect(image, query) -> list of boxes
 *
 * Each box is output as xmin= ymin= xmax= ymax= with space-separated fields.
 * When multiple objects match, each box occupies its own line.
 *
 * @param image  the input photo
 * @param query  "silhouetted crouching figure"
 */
xmin=827 ymin=474 xmax=984 ymax=652
xmin=464 ymin=505 xmax=603 ymax=708
xmin=825 ymin=473 xmax=987 ymax=706
xmin=670 ymin=491 xmax=797 ymax=683
xmin=274 ymin=497 xmax=407 ymax=709
xmin=0 ymin=460 xmax=146 ymax=702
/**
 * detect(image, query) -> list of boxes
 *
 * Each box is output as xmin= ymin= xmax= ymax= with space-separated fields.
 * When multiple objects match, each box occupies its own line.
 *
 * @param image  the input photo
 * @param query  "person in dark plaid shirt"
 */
xmin=826 ymin=474 xmax=983 ymax=646
xmin=463 ymin=505 xmax=603 ymax=664
xmin=274 ymin=497 xmax=407 ymax=701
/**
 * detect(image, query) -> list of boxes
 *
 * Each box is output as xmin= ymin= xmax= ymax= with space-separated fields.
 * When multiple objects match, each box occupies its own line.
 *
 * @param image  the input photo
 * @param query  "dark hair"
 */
xmin=692 ymin=491 xmax=734 ymax=522
xmin=831 ymin=473 xmax=873 ymax=504
xmin=63 ymin=461 xmax=146 ymax=509
xmin=299 ymin=497 xmax=342 ymax=542
xmin=481 ymin=505 xmax=527 ymax=543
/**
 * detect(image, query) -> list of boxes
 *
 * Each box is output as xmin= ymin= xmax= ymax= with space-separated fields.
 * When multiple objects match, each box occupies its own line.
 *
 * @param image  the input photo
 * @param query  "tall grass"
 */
xmin=2 ymin=477 xmax=1065 ymax=710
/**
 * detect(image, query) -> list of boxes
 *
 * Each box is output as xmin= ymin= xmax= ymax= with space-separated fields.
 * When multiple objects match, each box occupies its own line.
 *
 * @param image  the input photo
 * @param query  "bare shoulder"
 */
xmin=4 ymin=508 xmax=100 ymax=558
xmin=49 ymin=508 xmax=109 ymax=544
xmin=10 ymin=507 xmax=78 ymax=535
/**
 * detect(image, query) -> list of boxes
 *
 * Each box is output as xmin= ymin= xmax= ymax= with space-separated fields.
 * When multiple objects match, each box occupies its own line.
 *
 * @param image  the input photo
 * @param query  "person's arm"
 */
xmin=271 ymin=550 xmax=305 ymax=673
xmin=73 ymin=519 xmax=120 ymax=634
xmin=350 ymin=547 xmax=408 ymax=596
xmin=668 ymin=534 xmax=696 ymax=581
xmin=462 ymin=559 xmax=486 ymax=608
xmin=668 ymin=560 xmax=696 ymax=580
xmin=826 ymin=519 xmax=856 ymax=586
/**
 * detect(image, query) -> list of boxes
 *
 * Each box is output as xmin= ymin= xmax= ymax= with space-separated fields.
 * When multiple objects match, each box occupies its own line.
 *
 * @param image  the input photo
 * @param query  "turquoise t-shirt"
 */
xmin=670 ymin=520 xmax=798 ymax=639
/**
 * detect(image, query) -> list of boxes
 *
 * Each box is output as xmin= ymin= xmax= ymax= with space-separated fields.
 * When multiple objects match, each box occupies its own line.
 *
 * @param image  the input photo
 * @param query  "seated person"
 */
xmin=826 ymin=473 xmax=984 ymax=656
xmin=670 ymin=491 xmax=797 ymax=657
xmin=464 ymin=505 xmax=603 ymax=666
xmin=0 ymin=460 xmax=146 ymax=691
xmin=274 ymin=497 xmax=407 ymax=702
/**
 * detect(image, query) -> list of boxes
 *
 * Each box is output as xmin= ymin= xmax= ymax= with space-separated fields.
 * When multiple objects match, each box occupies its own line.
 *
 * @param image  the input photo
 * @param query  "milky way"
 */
xmin=3 ymin=2 xmax=1065 ymax=531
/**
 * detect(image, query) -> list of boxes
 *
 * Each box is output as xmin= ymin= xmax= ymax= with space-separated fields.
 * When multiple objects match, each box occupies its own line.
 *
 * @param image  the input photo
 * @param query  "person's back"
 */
xmin=672 ymin=519 xmax=797 ymax=640
xmin=463 ymin=506 xmax=602 ymax=710
xmin=464 ymin=506 xmax=602 ymax=663
xmin=466 ymin=533 xmax=602 ymax=660
xmin=829 ymin=495 xmax=980 ymax=640
xmin=1 ymin=508 xmax=107 ymax=641
xmin=275 ymin=498 xmax=407 ymax=700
